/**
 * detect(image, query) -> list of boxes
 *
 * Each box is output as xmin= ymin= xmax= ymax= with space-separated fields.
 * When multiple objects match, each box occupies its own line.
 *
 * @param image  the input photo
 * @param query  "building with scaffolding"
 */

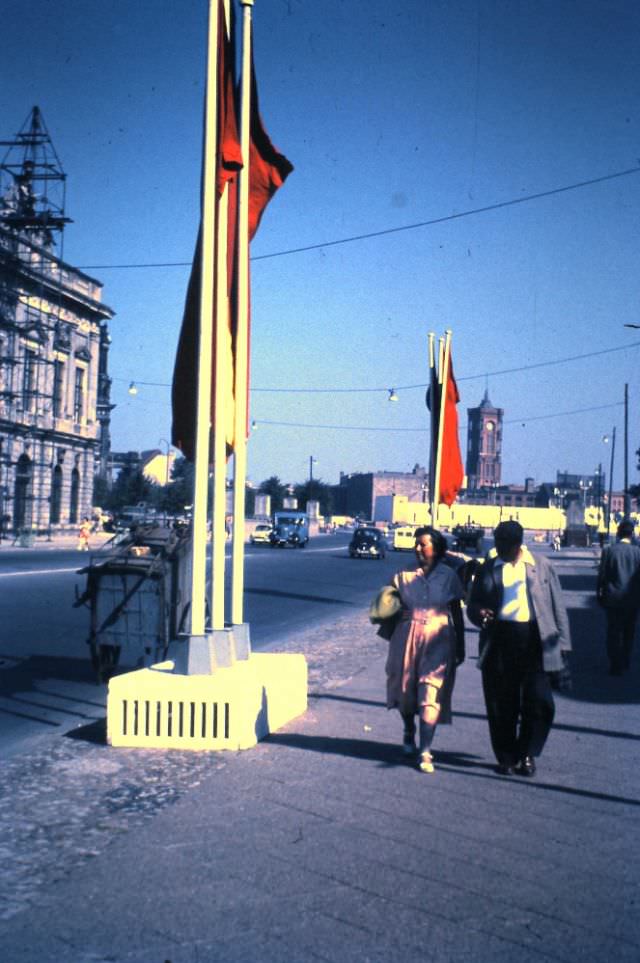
xmin=0 ymin=107 xmax=114 ymax=536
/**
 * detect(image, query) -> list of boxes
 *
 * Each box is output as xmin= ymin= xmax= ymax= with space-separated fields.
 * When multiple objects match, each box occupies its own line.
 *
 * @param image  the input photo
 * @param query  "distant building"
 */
xmin=0 ymin=108 xmax=114 ymax=532
xmin=336 ymin=465 xmax=428 ymax=521
xmin=466 ymin=389 xmax=503 ymax=489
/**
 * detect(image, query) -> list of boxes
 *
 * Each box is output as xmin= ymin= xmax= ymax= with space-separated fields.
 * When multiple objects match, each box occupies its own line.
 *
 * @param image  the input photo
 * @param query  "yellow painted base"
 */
xmin=106 ymin=653 xmax=307 ymax=751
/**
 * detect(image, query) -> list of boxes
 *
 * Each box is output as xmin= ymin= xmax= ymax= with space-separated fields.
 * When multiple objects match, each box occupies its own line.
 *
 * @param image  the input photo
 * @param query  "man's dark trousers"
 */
xmin=605 ymin=606 xmax=638 ymax=673
xmin=481 ymin=620 xmax=555 ymax=766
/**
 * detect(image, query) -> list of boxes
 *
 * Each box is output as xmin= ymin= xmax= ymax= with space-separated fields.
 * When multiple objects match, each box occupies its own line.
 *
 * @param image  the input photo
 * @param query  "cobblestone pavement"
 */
xmin=0 ymin=610 xmax=380 ymax=922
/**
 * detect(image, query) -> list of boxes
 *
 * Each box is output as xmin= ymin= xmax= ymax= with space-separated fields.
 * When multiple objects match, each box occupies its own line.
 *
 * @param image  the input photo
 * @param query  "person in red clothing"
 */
xmin=77 ymin=517 xmax=92 ymax=551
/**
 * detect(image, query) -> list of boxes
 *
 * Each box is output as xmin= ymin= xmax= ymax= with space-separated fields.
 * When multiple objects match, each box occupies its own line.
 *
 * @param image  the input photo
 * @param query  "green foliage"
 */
xmin=106 ymin=467 xmax=158 ymax=511
xmin=294 ymin=479 xmax=334 ymax=516
xmin=258 ymin=475 xmax=287 ymax=512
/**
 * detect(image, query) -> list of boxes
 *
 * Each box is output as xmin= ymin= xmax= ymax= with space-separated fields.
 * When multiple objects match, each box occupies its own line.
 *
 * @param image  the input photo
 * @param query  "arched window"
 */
xmin=69 ymin=467 xmax=80 ymax=524
xmin=14 ymin=454 xmax=33 ymax=530
xmin=50 ymin=464 xmax=63 ymax=524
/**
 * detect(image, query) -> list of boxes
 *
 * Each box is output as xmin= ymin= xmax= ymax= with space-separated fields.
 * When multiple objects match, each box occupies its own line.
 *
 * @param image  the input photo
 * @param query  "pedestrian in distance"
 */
xmin=370 ymin=526 xmax=465 ymax=774
xmin=467 ymin=520 xmax=571 ymax=778
xmin=77 ymin=517 xmax=92 ymax=552
xmin=596 ymin=518 xmax=640 ymax=675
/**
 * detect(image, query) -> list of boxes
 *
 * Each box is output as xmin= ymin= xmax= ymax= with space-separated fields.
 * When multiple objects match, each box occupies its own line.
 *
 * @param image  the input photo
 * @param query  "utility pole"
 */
xmin=606 ymin=426 xmax=616 ymax=535
xmin=624 ymin=383 xmax=630 ymax=516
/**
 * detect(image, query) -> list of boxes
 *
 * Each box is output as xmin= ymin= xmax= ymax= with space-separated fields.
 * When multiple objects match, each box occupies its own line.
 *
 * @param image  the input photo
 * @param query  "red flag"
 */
xmin=247 ymin=50 xmax=294 ymax=241
xmin=439 ymin=356 xmax=464 ymax=506
xmin=171 ymin=0 xmax=242 ymax=461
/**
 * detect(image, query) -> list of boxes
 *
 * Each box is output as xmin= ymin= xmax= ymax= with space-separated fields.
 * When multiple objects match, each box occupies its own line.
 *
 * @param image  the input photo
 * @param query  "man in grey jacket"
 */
xmin=597 ymin=518 xmax=640 ymax=675
xmin=468 ymin=521 xmax=571 ymax=777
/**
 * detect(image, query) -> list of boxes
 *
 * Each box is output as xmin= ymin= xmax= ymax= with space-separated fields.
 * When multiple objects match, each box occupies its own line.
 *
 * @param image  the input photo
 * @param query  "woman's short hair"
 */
xmin=414 ymin=526 xmax=448 ymax=558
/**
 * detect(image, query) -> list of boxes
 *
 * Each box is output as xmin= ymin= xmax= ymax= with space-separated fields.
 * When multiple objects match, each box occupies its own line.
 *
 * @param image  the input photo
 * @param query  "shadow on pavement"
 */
xmin=245 ymin=587 xmax=356 ymax=606
xmin=563 ymin=604 xmax=640 ymax=705
xmin=65 ymin=717 xmax=107 ymax=744
xmin=0 ymin=655 xmax=109 ymax=728
xmin=310 ymin=692 xmax=385 ymax=709
xmin=454 ymin=708 xmax=640 ymax=742
xmin=267 ymin=732 xmax=412 ymax=768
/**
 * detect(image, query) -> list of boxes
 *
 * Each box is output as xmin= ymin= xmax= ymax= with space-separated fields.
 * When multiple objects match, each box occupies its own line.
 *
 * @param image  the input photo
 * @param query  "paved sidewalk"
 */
xmin=0 ymin=530 xmax=114 ymax=552
xmin=0 ymin=556 xmax=638 ymax=962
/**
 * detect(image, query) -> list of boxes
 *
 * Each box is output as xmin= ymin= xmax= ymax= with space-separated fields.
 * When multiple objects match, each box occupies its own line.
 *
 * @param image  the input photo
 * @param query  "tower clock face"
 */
xmin=486 ymin=421 xmax=494 ymax=432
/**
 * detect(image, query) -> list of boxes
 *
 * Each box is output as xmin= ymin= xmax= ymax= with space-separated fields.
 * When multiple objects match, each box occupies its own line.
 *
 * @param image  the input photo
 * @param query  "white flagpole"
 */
xmin=428 ymin=331 xmax=436 ymax=526
xmin=231 ymin=0 xmax=254 ymax=628
xmin=432 ymin=330 xmax=452 ymax=530
xmin=209 ymin=0 xmax=233 ymax=632
xmin=189 ymin=0 xmax=219 ymax=638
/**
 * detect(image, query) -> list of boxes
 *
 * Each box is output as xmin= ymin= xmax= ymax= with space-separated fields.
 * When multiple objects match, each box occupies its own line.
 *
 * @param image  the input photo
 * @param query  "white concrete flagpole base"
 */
xmin=107 ymin=651 xmax=307 ymax=752
xmin=172 ymin=629 xmax=237 ymax=675
xmin=231 ymin=622 xmax=251 ymax=661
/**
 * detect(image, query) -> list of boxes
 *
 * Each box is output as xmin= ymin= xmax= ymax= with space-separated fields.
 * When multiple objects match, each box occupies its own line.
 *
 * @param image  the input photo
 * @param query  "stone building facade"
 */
xmin=0 ymin=108 xmax=114 ymax=534
xmin=336 ymin=465 xmax=429 ymax=521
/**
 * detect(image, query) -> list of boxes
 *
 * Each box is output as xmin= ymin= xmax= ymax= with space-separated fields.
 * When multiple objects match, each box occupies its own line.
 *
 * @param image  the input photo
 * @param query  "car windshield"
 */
xmin=355 ymin=528 xmax=379 ymax=539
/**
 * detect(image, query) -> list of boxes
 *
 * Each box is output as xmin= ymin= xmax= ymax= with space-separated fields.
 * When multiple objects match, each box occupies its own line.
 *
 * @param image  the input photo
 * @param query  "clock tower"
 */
xmin=466 ymin=389 xmax=503 ymax=489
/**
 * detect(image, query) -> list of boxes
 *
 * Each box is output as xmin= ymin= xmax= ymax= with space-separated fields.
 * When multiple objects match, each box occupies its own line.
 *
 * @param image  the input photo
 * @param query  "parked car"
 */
xmin=348 ymin=526 xmax=387 ymax=559
xmin=250 ymin=523 xmax=273 ymax=545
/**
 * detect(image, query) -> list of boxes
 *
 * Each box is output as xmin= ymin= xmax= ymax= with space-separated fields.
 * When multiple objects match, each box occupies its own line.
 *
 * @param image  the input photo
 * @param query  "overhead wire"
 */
xmin=116 ymin=339 xmax=640 ymax=394
xmin=77 ymin=165 xmax=640 ymax=271
xmin=252 ymin=402 xmax=624 ymax=434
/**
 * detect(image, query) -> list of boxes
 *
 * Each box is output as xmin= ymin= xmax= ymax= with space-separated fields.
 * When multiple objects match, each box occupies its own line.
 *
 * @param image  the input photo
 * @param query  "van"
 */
xmin=270 ymin=511 xmax=309 ymax=548
xmin=393 ymin=525 xmax=416 ymax=551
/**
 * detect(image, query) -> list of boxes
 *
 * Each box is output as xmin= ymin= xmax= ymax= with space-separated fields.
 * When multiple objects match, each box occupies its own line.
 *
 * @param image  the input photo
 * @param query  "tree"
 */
xmin=107 ymin=467 xmax=157 ymax=511
xmin=158 ymin=455 xmax=194 ymax=515
xmin=294 ymin=478 xmax=334 ymax=516
xmin=258 ymin=475 xmax=287 ymax=512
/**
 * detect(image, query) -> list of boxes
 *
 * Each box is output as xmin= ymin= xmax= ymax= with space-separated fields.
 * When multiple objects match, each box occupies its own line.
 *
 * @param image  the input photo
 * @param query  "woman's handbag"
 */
xmin=369 ymin=585 xmax=403 ymax=640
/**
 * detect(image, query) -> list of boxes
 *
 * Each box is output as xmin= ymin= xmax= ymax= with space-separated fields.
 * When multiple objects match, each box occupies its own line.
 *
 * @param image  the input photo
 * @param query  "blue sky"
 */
xmin=2 ymin=0 xmax=639 ymax=490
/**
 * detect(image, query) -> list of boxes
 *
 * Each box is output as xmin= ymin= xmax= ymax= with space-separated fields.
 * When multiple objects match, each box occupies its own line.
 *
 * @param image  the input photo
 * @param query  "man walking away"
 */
xmin=597 ymin=519 xmax=640 ymax=675
xmin=468 ymin=521 xmax=571 ymax=777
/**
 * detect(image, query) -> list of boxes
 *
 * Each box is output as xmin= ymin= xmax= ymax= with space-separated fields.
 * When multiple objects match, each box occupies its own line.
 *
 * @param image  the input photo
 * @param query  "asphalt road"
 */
xmin=0 ymin=533 xmax=415 ymax=757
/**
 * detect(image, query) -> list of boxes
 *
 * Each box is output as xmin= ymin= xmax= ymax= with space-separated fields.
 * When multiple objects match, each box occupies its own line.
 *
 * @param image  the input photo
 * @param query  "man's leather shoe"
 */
xmin=516 ymin=756 xmax=536 ymax=777
xmin=496 ymin=764 xmax=515 ymax=776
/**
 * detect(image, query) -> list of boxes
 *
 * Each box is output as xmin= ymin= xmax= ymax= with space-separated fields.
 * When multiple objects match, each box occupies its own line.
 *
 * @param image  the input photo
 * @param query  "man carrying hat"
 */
xmin=468 ymin=521 xmax=571 ymax=777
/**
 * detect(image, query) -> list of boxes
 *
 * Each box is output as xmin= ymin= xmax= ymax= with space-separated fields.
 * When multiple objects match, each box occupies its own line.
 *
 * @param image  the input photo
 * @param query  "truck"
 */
xmin=270 ymin=510 xmax=309 ymax=548
xmin=452 ymin=523 xmax=485 ymax=553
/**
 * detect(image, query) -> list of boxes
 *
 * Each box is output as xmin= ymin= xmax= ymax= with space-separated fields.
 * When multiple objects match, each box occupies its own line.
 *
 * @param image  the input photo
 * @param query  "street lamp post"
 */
xmin=158 ymin=438 xmax=171 ymax=524
xmin=604 ymin=428 xmax=616 ymax=536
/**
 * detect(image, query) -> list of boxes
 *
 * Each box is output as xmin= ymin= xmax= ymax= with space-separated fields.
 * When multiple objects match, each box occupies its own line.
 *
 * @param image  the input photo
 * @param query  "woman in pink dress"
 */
xmin=384 ymin=527 xmax=465 ymax=773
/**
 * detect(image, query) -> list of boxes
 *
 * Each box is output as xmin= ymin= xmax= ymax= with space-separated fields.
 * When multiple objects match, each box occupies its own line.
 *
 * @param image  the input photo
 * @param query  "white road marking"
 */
xmin=0 ymin=566 xmax=80 ymax=578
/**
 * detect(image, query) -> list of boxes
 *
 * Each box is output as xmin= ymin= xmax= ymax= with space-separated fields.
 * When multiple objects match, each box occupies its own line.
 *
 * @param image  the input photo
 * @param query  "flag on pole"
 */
xmin=247 ymin=50 xmax=294 ymax=241
xmin=171 ymin=0 xmax=242 ymax=461
xmin=438 ymin=354 xmax=463 ymax=506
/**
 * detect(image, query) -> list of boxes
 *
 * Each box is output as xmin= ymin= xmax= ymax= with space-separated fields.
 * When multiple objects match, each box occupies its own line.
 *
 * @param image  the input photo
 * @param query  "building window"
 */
xmin=69 ymin=466 xmax=80 ymax=523
xmin=50 ymin=465 xmax=63 ymax=524
xmin=14 ymin=453 xmax=33 ymax=530
xmin=23 ymin=348 xmax=37 ymax=412
xmin=53 ymin=359 xmax=66 ymax=418
xmin=73 ymin=366 xmax=85 ymax=422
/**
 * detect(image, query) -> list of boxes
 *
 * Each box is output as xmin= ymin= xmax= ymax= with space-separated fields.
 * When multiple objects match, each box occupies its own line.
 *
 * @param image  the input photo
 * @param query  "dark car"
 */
xmin=348 ymin=527 xmax=387 ymax=559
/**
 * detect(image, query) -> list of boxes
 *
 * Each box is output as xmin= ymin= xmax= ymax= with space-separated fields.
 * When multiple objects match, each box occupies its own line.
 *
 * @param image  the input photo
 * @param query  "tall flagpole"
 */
xmin=432 ymin=329 xmax=452 ymax=531
xmin=189 ymin=0 xmax=220 ymax=638
xmin=209 ymin=0 xmax=233 ymax=632
xmin=231 ymin=0 xmax=254 ymax=629
xmin=428 ymin=332 xmax=437 ymax=526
